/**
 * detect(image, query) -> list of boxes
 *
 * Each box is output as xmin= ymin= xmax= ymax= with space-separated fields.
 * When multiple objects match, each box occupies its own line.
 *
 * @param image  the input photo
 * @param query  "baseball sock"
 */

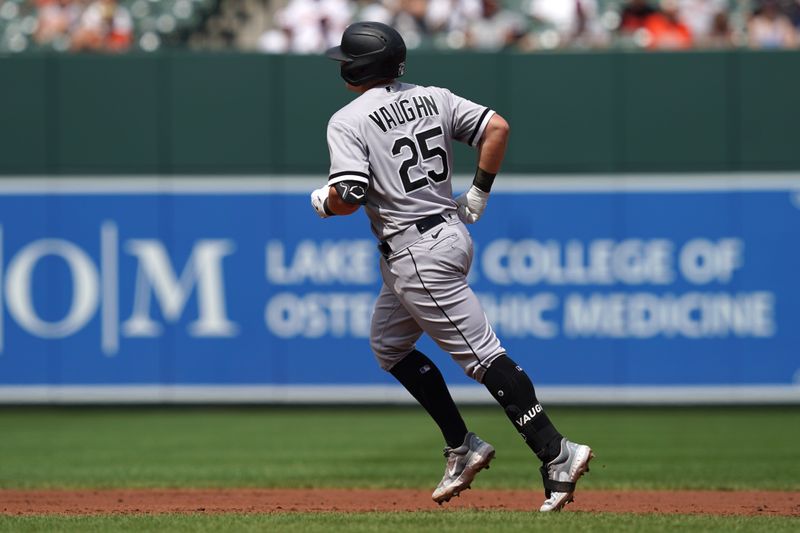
xmin=482 ymin=354 xmax=563 ymax=463
xmin=390 ymin=349 xmax=468 ymax=448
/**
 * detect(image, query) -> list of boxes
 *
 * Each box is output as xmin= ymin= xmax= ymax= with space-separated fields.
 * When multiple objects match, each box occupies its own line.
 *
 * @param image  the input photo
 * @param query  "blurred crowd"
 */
xmin=0 ymin=0 xmax=210 ymax=53
xmin=0 ymin=0 xmax=135 ymax=52
xmin=33 ymin=0 xmax=132 ymax=51
xmin=1 ymin=0 xmax=799 ymax=53
xmin=259 ymin=0 xmax=800 ymax=52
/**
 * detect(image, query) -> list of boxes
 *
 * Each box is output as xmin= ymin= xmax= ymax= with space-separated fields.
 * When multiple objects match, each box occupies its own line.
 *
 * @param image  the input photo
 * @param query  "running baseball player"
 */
xmin=312 ymin=21 xmax=593 ymax=512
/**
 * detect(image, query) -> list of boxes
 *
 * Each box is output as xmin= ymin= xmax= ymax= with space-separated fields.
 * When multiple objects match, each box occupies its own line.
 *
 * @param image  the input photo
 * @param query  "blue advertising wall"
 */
xmin=0 ymin=175 xmax=798 ymax=403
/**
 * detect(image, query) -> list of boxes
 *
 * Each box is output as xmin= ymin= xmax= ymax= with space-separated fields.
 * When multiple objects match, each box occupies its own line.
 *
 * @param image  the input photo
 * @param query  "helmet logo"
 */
xmin=397 ymin=62 xmax=406 ymax=76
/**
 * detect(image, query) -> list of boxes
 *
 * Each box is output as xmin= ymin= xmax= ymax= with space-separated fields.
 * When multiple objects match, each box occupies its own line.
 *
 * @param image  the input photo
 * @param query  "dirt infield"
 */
xmin=1 ymin=488 xmax=798 ymax=516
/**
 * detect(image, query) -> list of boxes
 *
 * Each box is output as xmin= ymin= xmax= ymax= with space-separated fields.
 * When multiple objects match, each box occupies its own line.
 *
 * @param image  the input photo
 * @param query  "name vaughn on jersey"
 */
xmin=368 ymin=94 xmax=440 ymax=133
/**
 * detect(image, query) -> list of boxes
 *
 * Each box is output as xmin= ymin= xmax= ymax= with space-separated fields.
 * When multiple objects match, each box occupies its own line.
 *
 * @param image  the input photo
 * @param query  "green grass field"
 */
xmin=2 ymin=511 xmax=799 ymax=533
xmin=1 ymin=406 xmax=798 ymax=531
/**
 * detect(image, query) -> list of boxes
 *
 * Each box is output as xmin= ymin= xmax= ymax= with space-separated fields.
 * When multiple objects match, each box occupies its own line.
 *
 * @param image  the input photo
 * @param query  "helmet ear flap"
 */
xmin=341 ymin=58 xmax=373 ymax=85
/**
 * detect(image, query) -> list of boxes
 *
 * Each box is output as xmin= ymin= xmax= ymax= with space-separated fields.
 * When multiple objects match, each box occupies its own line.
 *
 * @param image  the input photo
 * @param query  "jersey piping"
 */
xmin=468 ymin=108 xmax=492 ymax=146
xmin=329 ymin=171 xmax=371 ymax=186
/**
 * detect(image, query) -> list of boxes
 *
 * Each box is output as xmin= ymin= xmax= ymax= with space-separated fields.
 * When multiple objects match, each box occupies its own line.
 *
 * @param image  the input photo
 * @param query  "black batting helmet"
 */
xmin=325 ymin=22 xmax=406 ymax=86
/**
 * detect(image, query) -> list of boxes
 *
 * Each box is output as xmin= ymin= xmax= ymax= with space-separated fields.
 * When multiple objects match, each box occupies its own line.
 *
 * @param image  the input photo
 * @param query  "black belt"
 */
xmin=415 ymin=213 xmax=446 ymax=234
xmin=379 ymin=213 xmax=446 ymax=257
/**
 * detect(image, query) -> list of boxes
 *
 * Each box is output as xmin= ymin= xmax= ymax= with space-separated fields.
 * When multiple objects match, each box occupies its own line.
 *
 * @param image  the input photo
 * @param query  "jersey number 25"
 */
xmin=391 ymin=126 xmax=449 ymax=194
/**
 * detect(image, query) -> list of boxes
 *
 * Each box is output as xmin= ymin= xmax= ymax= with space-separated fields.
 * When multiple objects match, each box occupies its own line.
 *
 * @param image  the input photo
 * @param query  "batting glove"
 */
xmin=311 ymin=186 xmax=330 ymax=218
xmin=455 ymin=185 xmax=489 ymax=224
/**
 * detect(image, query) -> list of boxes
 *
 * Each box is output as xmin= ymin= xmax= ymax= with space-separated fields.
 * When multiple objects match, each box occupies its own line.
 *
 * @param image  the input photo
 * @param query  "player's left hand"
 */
xmin=311 ymin=186 xmax=330 ymax=218
xmin=455 ymin=185 xmax=489 ymax=224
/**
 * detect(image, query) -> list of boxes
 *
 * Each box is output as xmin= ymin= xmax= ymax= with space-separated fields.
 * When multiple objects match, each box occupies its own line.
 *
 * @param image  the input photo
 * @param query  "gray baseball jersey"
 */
xmin=327 ymin=81 xmax=494 ymax=240
xmin=325 ymin=81 xmax=505 ymax=381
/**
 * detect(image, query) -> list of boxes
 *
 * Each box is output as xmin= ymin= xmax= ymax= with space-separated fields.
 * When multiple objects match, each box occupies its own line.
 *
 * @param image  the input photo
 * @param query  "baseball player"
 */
xmin=311 ymin=22 xmax=593 ymax=512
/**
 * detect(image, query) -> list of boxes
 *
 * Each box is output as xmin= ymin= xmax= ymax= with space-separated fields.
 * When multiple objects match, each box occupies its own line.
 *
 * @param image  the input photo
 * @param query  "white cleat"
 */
xmin=432 ymin=432 xmax=495 ymax=504
xmin=538 ymin=438 xmax=594 ymax=512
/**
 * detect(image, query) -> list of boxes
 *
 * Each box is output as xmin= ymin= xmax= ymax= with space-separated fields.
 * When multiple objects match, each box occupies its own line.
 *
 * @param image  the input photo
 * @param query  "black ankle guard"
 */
xmin=483 ymin=355 xmax=563 ymax=461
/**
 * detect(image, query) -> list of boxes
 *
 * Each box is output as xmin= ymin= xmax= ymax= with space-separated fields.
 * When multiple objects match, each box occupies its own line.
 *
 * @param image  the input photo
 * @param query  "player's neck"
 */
xmin=348 ymin=79 xmax=395 ymax=94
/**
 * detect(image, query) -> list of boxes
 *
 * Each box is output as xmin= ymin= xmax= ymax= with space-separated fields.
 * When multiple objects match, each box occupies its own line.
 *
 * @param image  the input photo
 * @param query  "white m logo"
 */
xmin=122 ymin=240 xmax=239 ymax=337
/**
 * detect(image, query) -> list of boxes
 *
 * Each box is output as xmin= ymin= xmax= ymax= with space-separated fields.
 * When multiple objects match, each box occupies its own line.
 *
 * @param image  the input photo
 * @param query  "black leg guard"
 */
xmin=482 ymin=354 xmax=563 ymax=463
xmin=390 ymin=350 xmax=468 ymax=448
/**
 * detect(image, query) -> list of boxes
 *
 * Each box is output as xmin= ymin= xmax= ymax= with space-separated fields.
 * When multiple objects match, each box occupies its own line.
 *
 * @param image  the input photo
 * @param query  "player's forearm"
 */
xmin=477 ymin=114 xmax=510 ymax=175
xmin=468 ymin=114 xmax=509 ymax=195
xmin=455 ymin=114 xmax=509 ymax=224
xmin=327 ymin=186 xmax=360 ymax=216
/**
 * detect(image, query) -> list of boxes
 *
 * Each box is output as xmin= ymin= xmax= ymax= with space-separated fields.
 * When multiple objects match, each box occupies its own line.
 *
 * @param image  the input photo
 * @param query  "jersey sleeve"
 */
xmin=448 ymin=91 xmax=496 ymax=148
xmin=327 ymin=119 xmax=371 ymax=187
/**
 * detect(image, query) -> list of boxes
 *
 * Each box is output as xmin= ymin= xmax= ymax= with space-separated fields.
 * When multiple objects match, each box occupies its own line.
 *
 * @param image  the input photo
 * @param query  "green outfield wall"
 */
xmin=1 ymin=50 xmax=798 ymax=175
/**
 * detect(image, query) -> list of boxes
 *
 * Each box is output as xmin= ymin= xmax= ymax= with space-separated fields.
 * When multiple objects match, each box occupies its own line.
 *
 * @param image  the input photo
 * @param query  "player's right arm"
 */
xmin=312 ymin=117 xmax=371 ymax=218
xmin=313 ymin=184 xmax=362 ymax=217
xmin=328 ymin=186 xmax=362 ymax=215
